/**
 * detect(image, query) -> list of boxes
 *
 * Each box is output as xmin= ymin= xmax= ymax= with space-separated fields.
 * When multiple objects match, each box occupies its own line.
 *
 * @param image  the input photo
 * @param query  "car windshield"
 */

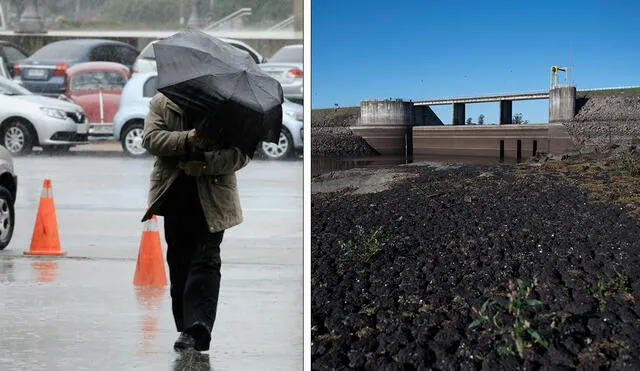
xmin=140 ymin=43 xmax=157 ymax=59
xmin=269 ymin=46 xmax=302 ymax=63
xmin=71 ymin=71 xmax=128 ymax=91
xmin=31 ymin=43 xmax=86 ymax=60
xmin=0 ymin=78 xmax=32 ymax=96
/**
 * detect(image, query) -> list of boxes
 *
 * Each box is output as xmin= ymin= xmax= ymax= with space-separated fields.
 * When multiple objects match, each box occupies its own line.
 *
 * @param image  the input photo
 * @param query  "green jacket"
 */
xmin=141 ymin=93 xmax=250 ymax=233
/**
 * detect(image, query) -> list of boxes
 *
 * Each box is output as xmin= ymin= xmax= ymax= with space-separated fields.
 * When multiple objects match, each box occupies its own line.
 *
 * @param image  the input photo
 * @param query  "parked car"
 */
xmin=0 ymin=40 xmax=29 ymax=77
xmin=0 ymin=57 xmax=10 ymax=79
xmin=113 ymin=71 xmax=157 ymax=156
xmin=259 ymin=99 xmax=303 ymax=160
xmin=0 ymin=77 xmax=89 ymax=156
xmin=258 ymin=44 xmax=303 ymax=103
xmin=0 ymin=143 xmax=16 ymax=250
xmin=58 ymin=62 xmax=130 ymax=139
xmin=113 ymin=71 xmax=303 ymax=159
xmin=132 ymin=37 xmax=267 ymax=74
xmin=13 ymin=39 xmax=139 ymax=97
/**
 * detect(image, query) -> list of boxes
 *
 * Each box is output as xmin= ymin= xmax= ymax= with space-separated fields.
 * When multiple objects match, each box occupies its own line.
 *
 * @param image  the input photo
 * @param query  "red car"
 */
xmin=59 ymin=62 xmax=130 ymax=138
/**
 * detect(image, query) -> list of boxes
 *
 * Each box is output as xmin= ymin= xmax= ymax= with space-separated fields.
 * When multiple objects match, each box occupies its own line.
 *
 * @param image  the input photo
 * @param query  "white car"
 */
xmin=114 ymin=72 xmax=303 ymax=159
xmin=0 ymin=77 xmax=89 ymax=155
xmin=132 ymin=38 xmax=267 ymax=74
xmin=258 ymin=45 xmax=303 ymax=102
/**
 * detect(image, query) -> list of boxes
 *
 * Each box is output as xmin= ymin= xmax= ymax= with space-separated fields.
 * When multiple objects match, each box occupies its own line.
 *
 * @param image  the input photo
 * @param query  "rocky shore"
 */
xmin=311 ymin=107 xmax=378 ymax=157
xmin=311 ymin=151 xmax=640 ymax=370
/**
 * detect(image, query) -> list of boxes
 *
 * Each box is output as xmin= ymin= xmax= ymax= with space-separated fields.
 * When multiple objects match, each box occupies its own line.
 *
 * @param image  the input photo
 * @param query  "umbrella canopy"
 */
xmin=153 ymin=30 xmax=284 ymax=154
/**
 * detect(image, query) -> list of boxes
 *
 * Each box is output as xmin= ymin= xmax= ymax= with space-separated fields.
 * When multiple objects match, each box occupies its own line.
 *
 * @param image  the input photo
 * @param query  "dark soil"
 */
xmin=311 ymin=153 xmax=640 ymax=370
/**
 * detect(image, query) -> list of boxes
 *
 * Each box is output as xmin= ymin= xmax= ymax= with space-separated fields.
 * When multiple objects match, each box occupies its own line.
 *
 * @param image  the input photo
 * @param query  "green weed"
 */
xmin=469 ymin=279 xmax=548 ymax=359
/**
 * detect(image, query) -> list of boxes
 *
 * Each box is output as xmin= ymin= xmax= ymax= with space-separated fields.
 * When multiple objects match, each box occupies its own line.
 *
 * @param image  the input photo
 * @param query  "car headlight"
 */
xmin=40 ymin=107 xmax=67 ymax=120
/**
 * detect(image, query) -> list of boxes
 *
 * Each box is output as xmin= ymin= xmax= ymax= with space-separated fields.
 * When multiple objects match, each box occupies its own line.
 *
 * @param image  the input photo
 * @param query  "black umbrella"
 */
xmin=153 ymin=30 xmax=284 ymax=155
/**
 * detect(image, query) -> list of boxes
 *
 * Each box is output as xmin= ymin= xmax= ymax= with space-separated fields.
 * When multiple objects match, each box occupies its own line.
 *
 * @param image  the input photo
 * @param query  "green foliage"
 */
xmin=466 ymin=117 xmax=473 ymax=125
xmin=513 ymin=113 xmax=529 ymax=125
xmin=615 ymin=153 xmax=640 ymax=177
xmin=337 ymin=225 xmax=384 ymax=261
xmin=591 ymin=273 xmax=631 ymax=311
xmin=469 ymin=279 xmax=547 ymax=359
xmin=478 ymin=114 xmax=485 ymax=125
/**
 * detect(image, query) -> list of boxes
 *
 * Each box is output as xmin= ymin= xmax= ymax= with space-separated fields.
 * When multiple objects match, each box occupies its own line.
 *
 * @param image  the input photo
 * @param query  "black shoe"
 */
xmin=185 ymin=323 xmax=211 ymax=351
xmin=174 ymin=332 xmax=196 ymax=352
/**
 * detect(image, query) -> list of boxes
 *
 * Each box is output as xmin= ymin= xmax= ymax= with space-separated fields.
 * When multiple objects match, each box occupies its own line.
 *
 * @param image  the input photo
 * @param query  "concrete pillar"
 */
xmin=293 ymin=0 xmax=303 ymax=32
xmin=414 ymin=106 xmax=426 ymax=126
xmin=549 ymin=86 xmax=576 ymax=123
xmin=187 ymin=0 xmax=201 ymax=29
xmin=14 ymin=0 xmax=46 ymax=34
xmin=352 ymin=99 xmax=415 ymax=156
xmin=414 ymin=105 xmax=444 ymax=126
xmin=453 ymin=103 xmax=465 ymax=125
xmin=500 ymin=100 xmax=513 ymax=125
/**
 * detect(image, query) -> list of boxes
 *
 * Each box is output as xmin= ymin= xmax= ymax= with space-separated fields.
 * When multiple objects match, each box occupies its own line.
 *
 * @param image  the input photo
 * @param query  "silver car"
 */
xmin=258 ymin=44 xmax=303 ymax=102
xmin=0 ymin=77 xmax=89 ymax=155
xmin=0 ymin=144 xmax=17 ymax=250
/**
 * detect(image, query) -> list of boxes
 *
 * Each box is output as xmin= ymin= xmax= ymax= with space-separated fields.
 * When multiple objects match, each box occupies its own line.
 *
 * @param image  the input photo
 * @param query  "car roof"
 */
xmin=45 ymin=39 xmax=137 ymax=49
xmin=66 ymin=61 xmax=131 ymax=75
xmin=140 ymin=37 xmax=265 ymax=62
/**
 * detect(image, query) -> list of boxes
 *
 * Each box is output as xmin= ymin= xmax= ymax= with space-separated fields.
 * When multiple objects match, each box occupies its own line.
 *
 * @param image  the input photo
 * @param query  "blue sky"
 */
xmin=311 ymin=1 xmax=640 ymax=124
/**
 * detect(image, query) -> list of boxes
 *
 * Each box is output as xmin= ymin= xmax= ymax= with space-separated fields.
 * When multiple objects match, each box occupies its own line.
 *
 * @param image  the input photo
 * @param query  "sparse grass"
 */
xmin=469 ymin=279 xmax=548 ymax=359
xmin=338 ymin=225 xmax=384 ymax=261
xmin=591 ymin=273 xmax=631 ymax=311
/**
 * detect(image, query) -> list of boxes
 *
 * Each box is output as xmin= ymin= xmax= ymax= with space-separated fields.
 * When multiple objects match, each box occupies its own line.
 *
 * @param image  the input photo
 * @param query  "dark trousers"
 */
xmin=164 ymin=210 xmax=224 ymax=345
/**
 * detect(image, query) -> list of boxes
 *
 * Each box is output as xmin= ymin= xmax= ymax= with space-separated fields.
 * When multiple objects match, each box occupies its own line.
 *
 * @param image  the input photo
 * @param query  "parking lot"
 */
xmin=0 ymin=145 xmax=303 ymax=370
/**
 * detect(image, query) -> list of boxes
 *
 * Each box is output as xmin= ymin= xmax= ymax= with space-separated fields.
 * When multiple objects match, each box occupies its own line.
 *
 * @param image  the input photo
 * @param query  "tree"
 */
xmin=478 ymin=114 xmax=485 ymax=125
xmin=466 ymin=117 xmax=473 ymax=125
xmin=513 ymin=113 xmax=529 ymax=125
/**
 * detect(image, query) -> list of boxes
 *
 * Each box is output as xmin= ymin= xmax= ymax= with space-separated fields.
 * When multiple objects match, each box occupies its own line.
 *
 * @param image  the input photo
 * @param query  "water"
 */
xmin=312 ymin=155 xmax=521 ymax=177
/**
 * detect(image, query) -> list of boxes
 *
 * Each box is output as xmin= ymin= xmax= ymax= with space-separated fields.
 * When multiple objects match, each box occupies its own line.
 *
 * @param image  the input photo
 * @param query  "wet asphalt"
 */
xmin=0 ymin=148 xmax=303 ymax=371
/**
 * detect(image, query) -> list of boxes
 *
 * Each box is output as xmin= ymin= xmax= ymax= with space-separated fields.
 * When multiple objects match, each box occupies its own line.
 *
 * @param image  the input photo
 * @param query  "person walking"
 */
xmin=141 ymin=92 xmax=250 ymax=352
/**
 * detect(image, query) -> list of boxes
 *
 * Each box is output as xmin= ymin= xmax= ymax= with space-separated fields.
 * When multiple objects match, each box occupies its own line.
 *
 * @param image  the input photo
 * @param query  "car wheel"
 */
xmin=2 ymin=120 xmax=34 ymax=156
xmin=121 ymin=123 xmax=147 ymax=157
xmin=259 ymin=129 xmax=293 ymax=160
xmin=0 ymin=186 xmax=15 ymax=250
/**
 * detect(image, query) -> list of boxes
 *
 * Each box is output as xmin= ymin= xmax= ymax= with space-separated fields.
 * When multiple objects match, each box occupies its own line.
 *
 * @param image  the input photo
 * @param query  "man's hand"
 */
xmin=186 ymin=129 xmax=198 ymax=145
xmin=179 ymin=161 xmax=206 ymax=177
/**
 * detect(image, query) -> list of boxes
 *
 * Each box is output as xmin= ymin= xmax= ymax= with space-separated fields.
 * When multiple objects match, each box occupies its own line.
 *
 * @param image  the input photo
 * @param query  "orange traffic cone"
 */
xmin=24 ymin=179 xmax=65 ymax=256
xmin=133 ymin=216 xmax=168 ymax=286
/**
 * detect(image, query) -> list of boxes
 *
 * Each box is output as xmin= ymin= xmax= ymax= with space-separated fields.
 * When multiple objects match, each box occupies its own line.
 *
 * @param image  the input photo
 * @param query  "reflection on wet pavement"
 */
xmin=32 ymin=260 xmax=59 ymax=283
xmin=173 ymin=351 xmax=212 ymax=371
xmin=136 ymin=286 xmax=167 ymax=355
xmin=0 ymin=157 xmax=302 ymax=370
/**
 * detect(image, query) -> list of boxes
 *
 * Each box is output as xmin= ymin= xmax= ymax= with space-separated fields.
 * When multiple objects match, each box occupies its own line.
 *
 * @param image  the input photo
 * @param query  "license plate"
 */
xmin=89 ymin=124 xmax=113 ymax=135
xmin=76 ymin=124 xmax=88 ymax=134
xmin=26 ymin=69 xmax=47 ymax=78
